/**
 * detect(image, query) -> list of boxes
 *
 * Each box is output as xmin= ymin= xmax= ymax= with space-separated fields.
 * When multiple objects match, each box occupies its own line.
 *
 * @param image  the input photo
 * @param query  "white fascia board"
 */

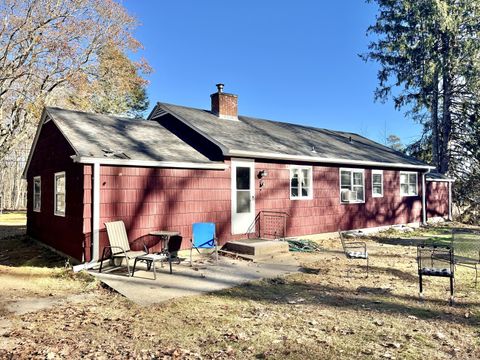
xmin=426 ymin=178 xmax=455 ymax=182
xmin=22 ymin=109 xmax=49 ymax=179
xmin=22 ymin=108 xmax=81 ymax=179
xmin=71 ymin=156 xmax=228 ymax=170
xmin=227 ymin=149 xmax=435 ymax=170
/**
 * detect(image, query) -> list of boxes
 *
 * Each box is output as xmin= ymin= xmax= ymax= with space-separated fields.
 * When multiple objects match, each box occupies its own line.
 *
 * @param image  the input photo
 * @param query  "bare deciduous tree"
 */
xmin=0 ymin=0 xmax=146 ymax=159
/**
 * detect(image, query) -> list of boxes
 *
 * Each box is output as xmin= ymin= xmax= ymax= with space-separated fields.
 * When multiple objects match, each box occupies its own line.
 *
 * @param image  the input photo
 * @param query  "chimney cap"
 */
xmin=216 ymin=83 xmax=224 ymax=93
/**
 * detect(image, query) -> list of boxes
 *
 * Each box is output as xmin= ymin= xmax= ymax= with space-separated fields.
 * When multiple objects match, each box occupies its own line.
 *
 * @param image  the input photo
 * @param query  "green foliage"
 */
xmin=0 ymin=0 xmax=150 ymax=159
xmin=364 ymin=0 xmax=480 ymax=219
xmin=68 ymin=43 xmax=150 ymax=118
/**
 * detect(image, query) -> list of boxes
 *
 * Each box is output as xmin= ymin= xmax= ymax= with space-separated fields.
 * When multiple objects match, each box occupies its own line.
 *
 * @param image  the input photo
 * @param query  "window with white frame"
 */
xmin=290 ymin=166 xmax=312 ymax=199
xmin=33 ymin=176 xmax=41 ymax=212
xmin=400 ymin=172 xmax=418 ymax=196
xmin=54 ymin=172 xmax=66 ymax=216
xmin=372 ymin=170 xmax=383 ymax=197
xmin=340 ymin=169 xmax=364 ymax=203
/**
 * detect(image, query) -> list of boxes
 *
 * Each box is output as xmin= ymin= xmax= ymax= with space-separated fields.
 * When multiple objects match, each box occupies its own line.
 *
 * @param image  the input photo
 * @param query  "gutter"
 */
xmin=426 ymin=178 xmax=455 ymax=182
xmin=227 ymin=149 xmax=435 ymax=170
xmin=71 ymin=156 xmax=229 ymax=170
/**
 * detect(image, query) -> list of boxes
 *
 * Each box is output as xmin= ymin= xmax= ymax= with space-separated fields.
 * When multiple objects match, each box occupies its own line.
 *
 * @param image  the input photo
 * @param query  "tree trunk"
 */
xmin=439 ymin=35 xmax=452 ymax=174
xmin=431 ymin=69 xmax=440 ymax=169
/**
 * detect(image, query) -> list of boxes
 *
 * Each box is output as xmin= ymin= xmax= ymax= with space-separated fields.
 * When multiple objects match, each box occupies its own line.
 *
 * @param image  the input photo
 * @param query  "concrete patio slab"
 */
xmin=90 ymin=254 xmax=301 ymax=306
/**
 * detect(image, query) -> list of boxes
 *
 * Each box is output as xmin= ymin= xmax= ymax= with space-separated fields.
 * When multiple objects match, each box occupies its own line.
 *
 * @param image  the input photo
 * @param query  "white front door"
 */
xmin=231 ymin=159 xmax=255 ymax=235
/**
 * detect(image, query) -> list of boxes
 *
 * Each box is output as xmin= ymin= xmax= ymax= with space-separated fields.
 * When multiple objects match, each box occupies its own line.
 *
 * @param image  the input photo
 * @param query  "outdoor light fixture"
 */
xmin=258 ymin=170 xmax=268 ymax=179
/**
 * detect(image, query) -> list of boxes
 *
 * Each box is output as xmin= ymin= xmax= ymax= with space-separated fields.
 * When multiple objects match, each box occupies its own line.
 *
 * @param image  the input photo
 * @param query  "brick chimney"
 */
xmin=210 ymin=83 xmax=238 ymax=120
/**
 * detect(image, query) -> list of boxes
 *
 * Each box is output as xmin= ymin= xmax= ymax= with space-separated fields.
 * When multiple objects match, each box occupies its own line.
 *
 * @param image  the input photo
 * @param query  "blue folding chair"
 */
xmin=190 ymin=222 xmax=218 ymax=266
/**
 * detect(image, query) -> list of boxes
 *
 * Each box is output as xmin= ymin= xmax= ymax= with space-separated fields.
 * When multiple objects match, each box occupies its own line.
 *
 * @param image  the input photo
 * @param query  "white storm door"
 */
xmin=231 ymin=159 xmax=255 ymax=235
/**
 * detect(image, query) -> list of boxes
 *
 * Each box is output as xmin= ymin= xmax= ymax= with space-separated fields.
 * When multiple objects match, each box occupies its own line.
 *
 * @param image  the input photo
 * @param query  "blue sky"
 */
xmin=123 ymin=0 xmax=422 ymax=146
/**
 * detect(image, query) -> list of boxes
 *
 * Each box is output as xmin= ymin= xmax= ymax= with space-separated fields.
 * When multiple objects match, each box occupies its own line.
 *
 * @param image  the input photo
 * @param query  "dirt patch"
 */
xmin=3 ymin=297 xmax=63 ymax=315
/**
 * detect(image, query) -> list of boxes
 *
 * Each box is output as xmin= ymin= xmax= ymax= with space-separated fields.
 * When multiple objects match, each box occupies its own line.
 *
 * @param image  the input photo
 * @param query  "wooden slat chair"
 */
xmin=339 ymin=231 xmax=369 ymax=277
xmin=99 ymin=220 xmax=147 ymax=276
xmin=417 ymin=244 xmax=455 ymax=305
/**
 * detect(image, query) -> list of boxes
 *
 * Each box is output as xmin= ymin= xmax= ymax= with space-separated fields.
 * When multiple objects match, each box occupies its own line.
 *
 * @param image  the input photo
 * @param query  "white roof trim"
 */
xmin=22 ymin=109 xmax=49 ymax=179
xmin=22 ymin=108 xmax=81 ymax=179
xmin=71 ymin=156 xmax=228 ymax=170
xmin=227 ymin=149 xmax=436 ymax=170
xmin=426 ymin=178 xmax=455 ymax=183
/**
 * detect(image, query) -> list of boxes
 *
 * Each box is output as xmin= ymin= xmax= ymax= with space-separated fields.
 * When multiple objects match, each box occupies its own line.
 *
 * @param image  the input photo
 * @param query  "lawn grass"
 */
xmin=1 ymin=224 xmax=480 ymax=359
xmin=0 ymin=211 xmax=26 ymax=224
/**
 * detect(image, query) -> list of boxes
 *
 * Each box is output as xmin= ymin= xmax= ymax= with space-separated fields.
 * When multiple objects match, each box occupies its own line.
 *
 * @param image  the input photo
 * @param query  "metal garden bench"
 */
xmin=417 ymin=244 xmax=455 ymax=305
xmin=339 ymin=231 xmax=369 ymax=277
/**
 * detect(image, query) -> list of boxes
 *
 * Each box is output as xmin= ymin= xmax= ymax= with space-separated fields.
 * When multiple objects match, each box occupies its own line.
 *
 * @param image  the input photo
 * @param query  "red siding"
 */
xmin=25 ymin=116 xmax=443 ymax=262
xmin=97 ymin=166 xmax=231 ymax=254
xmin=426 ymin=181 xmax=449 ymax=219
xmin=253 ymin=162 xmax=422 ymax=236
xmin=26 ymin=120 xmax=85 ymax=260
xmin=97 ymin=161 xmax=423 ymax=254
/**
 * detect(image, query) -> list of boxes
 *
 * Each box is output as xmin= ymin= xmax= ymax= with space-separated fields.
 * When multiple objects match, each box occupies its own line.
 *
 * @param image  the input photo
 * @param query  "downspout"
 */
xmin=92 ymin=162 xmax=100 ymax=260
xmin=73 ymin=162 xmax=100 ymax=272
xmin=448 ymin=181 xmax=452 ymax=221
xmin=421 ymin=169 xmax=431 ymax=225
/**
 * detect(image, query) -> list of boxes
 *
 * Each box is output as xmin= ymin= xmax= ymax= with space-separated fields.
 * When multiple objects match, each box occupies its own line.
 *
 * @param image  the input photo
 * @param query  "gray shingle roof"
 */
xmin=154 ymin=103 xmax=431 ymax=168
xmin=45 ymin=107 xmax=214 ymax=163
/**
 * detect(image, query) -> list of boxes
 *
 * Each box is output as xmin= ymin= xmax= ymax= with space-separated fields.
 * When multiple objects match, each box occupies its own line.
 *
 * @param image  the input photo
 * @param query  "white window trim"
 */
xmin=400 ymin=171 xmax=418 ymax=197
xmin=33 ymin=176 xmax=41 ymax=212
xmin=371 ymin=170 xmax=383 ymax=198
xmin=339 ymin=168 xmax=365 ymax=204
xmin=289 ymin=165 xmax=313 ymax=200
xmin=54 ymin=171 xmax=66 ymax=217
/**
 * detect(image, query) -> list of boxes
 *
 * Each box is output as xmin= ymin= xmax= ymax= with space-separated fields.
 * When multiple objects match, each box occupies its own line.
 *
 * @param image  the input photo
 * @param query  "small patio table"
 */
xmin=132 ymin=253 xmax=171 ymax=279
xmin=149 ymin=230 xmax=180 ymax=252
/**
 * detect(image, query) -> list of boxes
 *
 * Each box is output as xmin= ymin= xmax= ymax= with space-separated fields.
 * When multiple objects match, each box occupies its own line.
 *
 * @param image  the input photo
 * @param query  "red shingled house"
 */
xmin=23 ymin=84 xmax=453 ymax=264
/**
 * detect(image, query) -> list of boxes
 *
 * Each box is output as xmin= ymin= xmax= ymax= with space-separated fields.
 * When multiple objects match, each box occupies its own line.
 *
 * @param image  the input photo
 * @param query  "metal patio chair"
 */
xmin=417 ymin=244 xmax=455 ymax=305
xmin=190 ymin=222 xmax=218 ymax=266
xmin=99 ymin=220 xmax=148 ymax=276
xmin=339 ymin=231 xmax=369 ymax=277
xmin=131 ymin=235 xmax=183 ymax=279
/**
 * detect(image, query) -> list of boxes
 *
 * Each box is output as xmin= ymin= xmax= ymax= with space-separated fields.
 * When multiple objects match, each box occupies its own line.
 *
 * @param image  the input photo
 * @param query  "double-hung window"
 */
xmin=33 ymin=176 xmax=41 ymax=212
xmin=340 ymin=169 xmax=364 ymax=203
xmin=400 ymin=172 xmax=418 ymax=196
xmin=290 ymin=166 xmax=313 ymax=200
xmin=372 ymin=170 xmax=383 ymax=197
xmin=54 ymin=172 xmax=66 ymax=216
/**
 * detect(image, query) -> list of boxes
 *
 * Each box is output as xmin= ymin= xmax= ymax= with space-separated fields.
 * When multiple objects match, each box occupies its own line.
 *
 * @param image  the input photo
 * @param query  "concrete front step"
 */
xmin=222 ymin=238 xmax=290 ymax=259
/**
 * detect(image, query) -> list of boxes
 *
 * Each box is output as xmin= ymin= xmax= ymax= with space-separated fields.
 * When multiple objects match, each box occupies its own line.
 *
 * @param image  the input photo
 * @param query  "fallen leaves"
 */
xmin=3 ymin=227 xmax=480 ymax=359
